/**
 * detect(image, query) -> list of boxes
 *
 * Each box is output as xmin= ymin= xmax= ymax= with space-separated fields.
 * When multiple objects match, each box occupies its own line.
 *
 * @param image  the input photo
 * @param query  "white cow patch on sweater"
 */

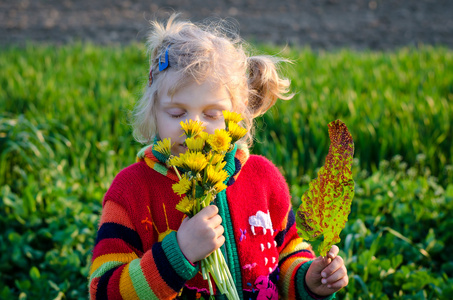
xmin=249 ymin=210 xmax=274 ymax=235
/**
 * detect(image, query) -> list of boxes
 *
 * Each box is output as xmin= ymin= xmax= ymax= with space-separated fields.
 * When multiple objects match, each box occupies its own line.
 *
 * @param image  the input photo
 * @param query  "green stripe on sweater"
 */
xmin=129 ymin=258 xmax=159 ymax=300
xmin=90 ymin=261 xmax=125 ymax=282
xmin=215 ymin=146 xmax=244 ymax=298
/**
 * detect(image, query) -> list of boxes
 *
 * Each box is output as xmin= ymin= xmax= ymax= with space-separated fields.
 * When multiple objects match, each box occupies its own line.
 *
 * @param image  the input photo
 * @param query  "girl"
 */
xmin=89 ymin=14 xmax=348 ymax=299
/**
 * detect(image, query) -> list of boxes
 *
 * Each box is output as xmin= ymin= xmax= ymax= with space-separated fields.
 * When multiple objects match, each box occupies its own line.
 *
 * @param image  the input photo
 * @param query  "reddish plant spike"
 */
xmin=296 ymin=120 xmax=355 ymax=256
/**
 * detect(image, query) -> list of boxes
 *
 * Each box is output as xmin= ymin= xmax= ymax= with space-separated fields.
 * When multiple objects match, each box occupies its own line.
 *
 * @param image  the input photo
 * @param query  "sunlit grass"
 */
xmin=1 ymin=43 xmax=452 ymax=299
xmin=1 ymin=44 xmax=452 ymax=188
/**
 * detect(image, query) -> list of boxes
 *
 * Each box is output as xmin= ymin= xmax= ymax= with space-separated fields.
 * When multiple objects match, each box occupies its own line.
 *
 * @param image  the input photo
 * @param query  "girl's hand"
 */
xmin=176 ymin=205 xmax=225 ymax=263
xmin=305 ymin=245 xmax=348 ymax=296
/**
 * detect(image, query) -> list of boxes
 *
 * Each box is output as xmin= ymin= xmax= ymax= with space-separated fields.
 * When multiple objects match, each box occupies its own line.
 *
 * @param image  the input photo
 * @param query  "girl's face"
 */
xmin=156 ymin=72 xmax=233 ymax=155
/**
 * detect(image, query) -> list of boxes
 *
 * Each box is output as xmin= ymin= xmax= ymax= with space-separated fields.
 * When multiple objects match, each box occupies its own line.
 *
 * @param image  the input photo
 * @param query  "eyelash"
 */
xmin=170 ymin=113 xmax=185 ymax=119
xmin=169 ymin=112 xmax=221 ymax=120
xmin=205 ymin=114 xmax=220 ymax=120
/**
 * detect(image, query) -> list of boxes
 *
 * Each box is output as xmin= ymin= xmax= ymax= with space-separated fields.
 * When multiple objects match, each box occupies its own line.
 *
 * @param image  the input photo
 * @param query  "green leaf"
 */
xmin=7 ymin=231 xmax=21 ymax=243
xmin=48 ymin=280 xmax=60 ymax=291
xmin=15 ymin=279 xmax=31 ymax=291
xmin=0 ymin=287 xmax=12 ymax=299
xmin=29 ymin=266 xmax=40 ymax=280
xmin=391 ymin=254 xmax=403 ymax=269
xmin=296 ymin=120 xmax=355 ymax=256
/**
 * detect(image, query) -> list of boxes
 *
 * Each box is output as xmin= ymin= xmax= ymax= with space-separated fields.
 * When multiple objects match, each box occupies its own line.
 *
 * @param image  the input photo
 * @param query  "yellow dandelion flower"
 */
xmin=227 ymin=122 xmax=247 ymax=143
xmin=206 ymin=152 xmax=225 ymax=165
xmin=185 ymin=136 xmax=204 ymax=152
xmin=169 ymin=155 xmax=184 ymax=168
xmin=206 ymin=165 xmax=229 ymax=186
xmin=213 ymin=160 xmax=227 ymax=172
xmin=153 ymin=138 xmax=173 ymax=157
xmin=180 ymin=151 xmax=208 ymax=173
xmin=172 ymin=175 xmax=192 ymax=196
xmin=176 ymin=196 xmax=194 ymax=215
xmin=207 ymin=129 xmax=232 ymax=153
xmin=222 ymin=110 xmax=243 ymax=124
xmin=214 ymin=182 xmax=228 ymax=193
xmin=196 ymin=131 xmax=209 ymax=142
xmin=180 ymin=120 xmax=206 ymax=138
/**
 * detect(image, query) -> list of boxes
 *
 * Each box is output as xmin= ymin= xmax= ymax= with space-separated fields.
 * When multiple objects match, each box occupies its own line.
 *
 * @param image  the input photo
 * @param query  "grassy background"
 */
xmin=1 ymin=43 xmax=452 ymax=299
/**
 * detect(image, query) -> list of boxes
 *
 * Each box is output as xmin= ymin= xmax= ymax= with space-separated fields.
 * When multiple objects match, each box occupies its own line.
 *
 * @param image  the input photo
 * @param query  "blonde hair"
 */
xmin=131 ymin=13 xmax=293 ymax=146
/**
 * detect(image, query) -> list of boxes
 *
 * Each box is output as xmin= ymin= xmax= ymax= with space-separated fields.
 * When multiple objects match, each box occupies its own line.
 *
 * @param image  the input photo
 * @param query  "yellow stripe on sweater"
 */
xmin=279 ymin=238 xmax=310 ymax=261
xmin=90 ymin=252 xmax=138 ymax=276
xmin=280 ymin=257 xmax=309 ymax=296
xmin=120 ymin=263 xmax=141 ymax=300
xmin=144 ymin=156 xmax=156 ymax=169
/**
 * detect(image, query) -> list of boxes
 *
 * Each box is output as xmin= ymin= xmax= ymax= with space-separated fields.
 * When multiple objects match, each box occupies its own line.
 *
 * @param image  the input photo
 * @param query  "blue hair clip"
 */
xmin=158 ymin=45 xmax=171 ymax=71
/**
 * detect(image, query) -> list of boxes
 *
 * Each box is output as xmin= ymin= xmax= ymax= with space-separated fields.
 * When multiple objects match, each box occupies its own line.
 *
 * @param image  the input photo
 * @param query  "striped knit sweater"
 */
xmin=89 ymin=149 xmax=335 ymax=299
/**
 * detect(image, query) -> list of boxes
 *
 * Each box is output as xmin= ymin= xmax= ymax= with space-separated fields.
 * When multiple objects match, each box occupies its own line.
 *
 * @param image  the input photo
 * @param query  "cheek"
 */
xmin=155 ymin=115 xmax=166 ymax=138
xmin=204 ymin=119 xmax=226 ymax=135
xmin=157 ymin=116 xmax=179 ymax=140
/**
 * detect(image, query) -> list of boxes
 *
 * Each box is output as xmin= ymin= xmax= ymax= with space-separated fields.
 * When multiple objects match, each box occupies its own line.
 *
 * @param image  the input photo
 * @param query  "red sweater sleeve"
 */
xmin=89 ymin=164 xmax=198 ymax=299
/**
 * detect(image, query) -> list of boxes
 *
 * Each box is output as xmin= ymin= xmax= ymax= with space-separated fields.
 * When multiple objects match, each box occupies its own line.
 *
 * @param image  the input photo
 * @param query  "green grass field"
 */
xmin=1 ymin=43 xmax=452 ymax=299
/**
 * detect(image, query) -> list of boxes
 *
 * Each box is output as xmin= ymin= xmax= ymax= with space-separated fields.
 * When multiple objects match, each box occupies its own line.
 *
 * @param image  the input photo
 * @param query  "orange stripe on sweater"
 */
xmin=280 ymin=213 xmax=289 ymax=232
xmin=90 ymin=252 xmax=138 ymax=276
xmin=280 ymin=257 xmax=307 ymax=299
xmin=99 ymin=201 xmax=135 ymax=230
xmin=90 ymin=277 xmax=100 ymax=300
xmin=140 ymin=250 xmax=178 ymax=299
xmin=235 ymin=146 xmax=250 ymax=165
xmin=144 ymin=145 xmax=154 ymax=158
xmin=279 ymin=238 xmax=311 ymax=260
xmin=232 ymin=147 xmax=249 ymax=180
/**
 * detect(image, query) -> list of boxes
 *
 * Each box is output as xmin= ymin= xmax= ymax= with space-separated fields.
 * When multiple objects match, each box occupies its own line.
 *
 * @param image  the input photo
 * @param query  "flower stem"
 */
xmin=200 ymin=249 xmax=239 ymax=300
xmin=172 ymin=165 xmax=182 ymax=180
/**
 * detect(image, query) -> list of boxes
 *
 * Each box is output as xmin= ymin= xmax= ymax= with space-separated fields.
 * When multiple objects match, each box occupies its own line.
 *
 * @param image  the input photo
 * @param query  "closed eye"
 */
xmin=166 ymin=108 xmax=186 ymax=119
xmin=169 ymin=113 xmax=185 ymax=118
xmin=204 ymin=113 xmax=221 ymax=120
xmin=204 ymin=110 xmax=223 ymax=120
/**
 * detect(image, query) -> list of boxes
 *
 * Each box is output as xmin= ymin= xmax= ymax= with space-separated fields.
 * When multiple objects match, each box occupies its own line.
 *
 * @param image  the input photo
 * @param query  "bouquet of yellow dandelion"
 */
xmin=153 ymin=111 xmax=246 ymax=300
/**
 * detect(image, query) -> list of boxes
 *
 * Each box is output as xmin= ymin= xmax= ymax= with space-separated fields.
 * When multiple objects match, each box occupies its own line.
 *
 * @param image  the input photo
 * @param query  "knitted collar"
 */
xmin=137 ymin=142 xmax=250 ymax=185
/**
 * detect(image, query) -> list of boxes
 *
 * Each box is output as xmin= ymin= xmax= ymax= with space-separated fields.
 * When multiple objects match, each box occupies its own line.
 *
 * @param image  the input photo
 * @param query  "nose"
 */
xmin=186 ymin=113 xmax=203 ymax=123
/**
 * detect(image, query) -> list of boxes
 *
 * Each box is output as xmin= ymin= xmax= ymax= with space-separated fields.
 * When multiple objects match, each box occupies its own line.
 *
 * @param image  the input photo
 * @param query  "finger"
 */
xmin=199 ymin=205 xmax=219 ymax=218
xmin=308 ymin=255 xmax=328 ymax=275
xmin=214 ymin=224 xmax=224 ymax=237
xmin=327 ymin=245 xmax=339 ymax=260
xmin=321 ymin=255 xmax=344 ymax=278
xmin=215 ymin=235 xmax=225 ymax=248
xmin=322 ymin=265 xmax=347 ymax=285
xmin=326 ymin=274 xmax=349 ymax=290
xmin=208 ymin=214 xmax=223 ymax=227
xmin=207 ymin=232 xmax=225 ymax=256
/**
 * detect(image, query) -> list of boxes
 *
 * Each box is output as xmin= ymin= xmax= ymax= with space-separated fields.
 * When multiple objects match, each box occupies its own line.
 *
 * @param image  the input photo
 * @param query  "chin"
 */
xmin=172 ymin=145 xmax=188 ymax=156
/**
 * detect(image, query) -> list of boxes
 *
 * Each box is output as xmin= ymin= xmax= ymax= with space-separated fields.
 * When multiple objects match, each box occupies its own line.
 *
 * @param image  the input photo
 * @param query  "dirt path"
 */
xmin=1 ymin=0 xmax=452 ymax=49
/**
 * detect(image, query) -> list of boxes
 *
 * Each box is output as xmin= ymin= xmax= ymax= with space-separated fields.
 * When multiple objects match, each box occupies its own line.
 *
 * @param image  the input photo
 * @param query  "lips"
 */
xmin=177 ymin=144 xmax=188 ymax=153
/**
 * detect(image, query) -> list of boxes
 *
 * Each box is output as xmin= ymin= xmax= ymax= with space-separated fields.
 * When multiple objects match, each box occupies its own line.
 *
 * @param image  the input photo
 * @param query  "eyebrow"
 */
xmin=160 ymin=102 xmax=185 ymax=108
xmin=161 ymin=99 xmax=231 ymax=110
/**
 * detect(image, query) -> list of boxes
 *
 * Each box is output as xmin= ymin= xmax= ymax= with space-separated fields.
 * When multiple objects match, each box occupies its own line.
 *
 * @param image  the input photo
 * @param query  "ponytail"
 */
xmin=247 ymin=56 xmax=293 ymax=117
xmin=131 ymin=13 xmax=294 ymax=147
